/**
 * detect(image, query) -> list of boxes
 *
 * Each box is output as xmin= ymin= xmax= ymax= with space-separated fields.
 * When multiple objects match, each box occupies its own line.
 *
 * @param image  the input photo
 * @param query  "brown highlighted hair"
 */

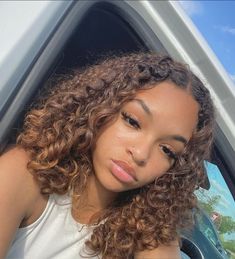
xmin=17 ymin=53 xmax=215 ymax=258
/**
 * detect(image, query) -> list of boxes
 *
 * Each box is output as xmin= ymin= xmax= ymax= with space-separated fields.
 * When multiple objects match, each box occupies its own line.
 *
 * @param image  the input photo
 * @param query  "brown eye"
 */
xmin=121 ymin=112 xmax=140 ymax=129
xmin=160 ymin=145 xmax=177 ymax=160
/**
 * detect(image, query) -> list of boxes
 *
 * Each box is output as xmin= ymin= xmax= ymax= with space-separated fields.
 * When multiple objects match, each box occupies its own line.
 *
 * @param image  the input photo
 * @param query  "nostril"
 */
xmin=137 ymin=159 xmax=146 ymax=167
xmin=127 ymin=146 xmax=148 ymax=167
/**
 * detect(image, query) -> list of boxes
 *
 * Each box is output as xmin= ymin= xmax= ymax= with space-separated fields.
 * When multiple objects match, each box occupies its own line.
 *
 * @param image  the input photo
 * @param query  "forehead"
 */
xmin=132 ymin=82 xmax=199 ymax=140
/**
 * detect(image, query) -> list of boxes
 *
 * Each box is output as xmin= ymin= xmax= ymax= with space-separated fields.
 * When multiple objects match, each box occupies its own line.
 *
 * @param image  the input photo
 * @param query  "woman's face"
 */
xmin=92 ymin=81 xmax=199 ymax=193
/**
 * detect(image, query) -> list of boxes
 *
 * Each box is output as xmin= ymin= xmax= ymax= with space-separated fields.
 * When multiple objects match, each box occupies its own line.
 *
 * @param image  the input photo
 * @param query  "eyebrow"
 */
xmin=167 ymin=135 xmax=188 ymax=145
xmin=132 ymin=98 xmax=188 ymax=145
xmin=133 ymin=98 xmax=152 ymax=116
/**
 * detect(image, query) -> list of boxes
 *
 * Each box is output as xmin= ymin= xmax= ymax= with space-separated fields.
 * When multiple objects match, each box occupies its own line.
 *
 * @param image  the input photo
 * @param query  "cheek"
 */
xmin=143 ymin=157 xmax=171 ymax=181
xmin=93 ymin=125 xmax=126 ymax=160
xmin=109 ymin=123 xmax=136 ymax=145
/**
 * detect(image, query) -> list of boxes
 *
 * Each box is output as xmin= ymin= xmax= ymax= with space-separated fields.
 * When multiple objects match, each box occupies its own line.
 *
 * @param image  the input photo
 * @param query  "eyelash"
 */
xmin=160 ymin=145 xmax=178 ymax=161
xmin=121 ymin=111 xmax=140 ymax=129
xmin=121 ymin=111 xmax=178 ymax=161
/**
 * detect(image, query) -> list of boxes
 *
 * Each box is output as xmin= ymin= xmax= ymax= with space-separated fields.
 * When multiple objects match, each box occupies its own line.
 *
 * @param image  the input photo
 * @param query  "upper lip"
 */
xmin=112 ymin=159 xmax=137 ymax=181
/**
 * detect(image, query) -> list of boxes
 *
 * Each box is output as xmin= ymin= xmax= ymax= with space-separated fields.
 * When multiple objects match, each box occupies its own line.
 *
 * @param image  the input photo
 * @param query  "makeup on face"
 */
xmin=120 ymin=98 xmax=190 ymax=160
xmin=91 ymin=82 xmax=199 ymax=197
xmin=110 ymin=159 xmax=137 ymax=184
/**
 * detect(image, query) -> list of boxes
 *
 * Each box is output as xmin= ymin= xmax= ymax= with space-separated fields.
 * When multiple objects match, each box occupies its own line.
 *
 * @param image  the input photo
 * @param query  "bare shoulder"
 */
xmin=135 ymin=240 xmax=181 ymax=259
xmin=0 ymin=146 xmax=38 ymax=198
xmin=0 ymin=146 xmax=47 ymax=257
xmin=0 ymin=146 xmax=30 ymax=169
xmin=0 ymin=146 xmax=46 ymax=217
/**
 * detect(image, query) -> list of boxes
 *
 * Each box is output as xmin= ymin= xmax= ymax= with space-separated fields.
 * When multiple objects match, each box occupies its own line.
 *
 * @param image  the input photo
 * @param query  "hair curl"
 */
xmin=17 ymin=53 xmax=215 ymax=258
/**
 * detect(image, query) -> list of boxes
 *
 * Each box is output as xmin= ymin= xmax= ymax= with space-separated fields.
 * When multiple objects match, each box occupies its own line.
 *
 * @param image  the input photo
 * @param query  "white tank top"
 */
xmin=6 ymin=194 xmax=99 ymax=259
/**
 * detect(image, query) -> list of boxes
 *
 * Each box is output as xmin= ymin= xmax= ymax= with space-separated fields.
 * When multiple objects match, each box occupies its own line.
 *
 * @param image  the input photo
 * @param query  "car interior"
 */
xmin=3 ymin=2 xmax=234 ymax=259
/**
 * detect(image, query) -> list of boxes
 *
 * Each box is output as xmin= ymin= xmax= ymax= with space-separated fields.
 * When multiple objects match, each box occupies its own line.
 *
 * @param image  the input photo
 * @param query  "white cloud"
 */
xmin=214 ymin=25 xmax=235 ymax=35
xmin=221 ymin=26 xmax=235 ymax=35
xmin=179 ymin=1 xmax=203 ymax=16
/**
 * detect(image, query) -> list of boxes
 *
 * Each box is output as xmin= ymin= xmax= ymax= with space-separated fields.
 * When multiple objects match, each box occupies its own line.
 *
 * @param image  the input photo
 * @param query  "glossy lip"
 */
xmin=111 ymin=159 xmax=137 ymax=183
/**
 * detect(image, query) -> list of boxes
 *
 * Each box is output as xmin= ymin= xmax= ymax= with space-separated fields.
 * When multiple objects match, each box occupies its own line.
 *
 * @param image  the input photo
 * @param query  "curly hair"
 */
xmin=17 ymin=52 xmax=215 ymax=258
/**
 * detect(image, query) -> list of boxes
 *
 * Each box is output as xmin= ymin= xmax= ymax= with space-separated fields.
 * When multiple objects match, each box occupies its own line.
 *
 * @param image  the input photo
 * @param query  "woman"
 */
xmin=0 ymin=53 xmax=215 ymax=258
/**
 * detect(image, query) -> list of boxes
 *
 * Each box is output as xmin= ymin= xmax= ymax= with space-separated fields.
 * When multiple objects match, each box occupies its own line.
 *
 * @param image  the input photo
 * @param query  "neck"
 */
xmin=72 ymin=175 xmax=117 ymax=224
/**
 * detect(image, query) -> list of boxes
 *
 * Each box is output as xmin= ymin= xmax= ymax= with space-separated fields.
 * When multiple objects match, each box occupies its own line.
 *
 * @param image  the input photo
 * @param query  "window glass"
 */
xmin=179 ymin=1 xmax=235 ymax=90
xmin=195 ymin=161 xmax=235 ymax=259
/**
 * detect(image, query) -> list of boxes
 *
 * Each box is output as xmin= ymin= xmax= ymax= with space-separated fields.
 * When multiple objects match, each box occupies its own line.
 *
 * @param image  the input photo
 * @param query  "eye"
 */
xmin=160 ymin=145 xmax=178 ymax=161
xmin=121 ymin=111 xmax=140 ymax=129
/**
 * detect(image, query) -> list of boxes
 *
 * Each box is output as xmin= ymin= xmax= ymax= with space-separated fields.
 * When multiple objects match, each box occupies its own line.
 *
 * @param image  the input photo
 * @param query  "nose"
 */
xmin=127 ymin=139 xmax=153 ymax=167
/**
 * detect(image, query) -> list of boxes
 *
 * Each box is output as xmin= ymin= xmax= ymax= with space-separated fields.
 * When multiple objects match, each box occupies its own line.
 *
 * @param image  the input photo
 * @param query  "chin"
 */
xmin=98 ymin=173 xmax=136 ymax=193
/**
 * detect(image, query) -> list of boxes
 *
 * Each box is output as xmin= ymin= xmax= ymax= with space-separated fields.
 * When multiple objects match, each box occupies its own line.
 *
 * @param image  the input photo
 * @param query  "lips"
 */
xmin=111 ymin=159 xmax=137 ymax=183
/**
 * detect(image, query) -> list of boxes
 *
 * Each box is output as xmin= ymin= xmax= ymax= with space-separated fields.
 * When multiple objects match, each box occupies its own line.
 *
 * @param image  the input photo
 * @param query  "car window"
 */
xmin=195 ymin=161 xmax=235 ymax=259
xmin=196 ymin=212 xmax=218 ymax=246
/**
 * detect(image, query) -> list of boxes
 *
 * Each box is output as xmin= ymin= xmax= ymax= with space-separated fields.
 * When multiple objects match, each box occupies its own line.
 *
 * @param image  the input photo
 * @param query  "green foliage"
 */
xmin=198 ymin=194 xmax=220 ymax=215
xmin=196 ymin=190 xmax=235 ymax=257
xmin=198 ymin=192 xmax=235 ymax=236
xmin=218 ymin=216 xmax=235 ymax=235
xmin=221 ymin=239 xmax=235 ymax=253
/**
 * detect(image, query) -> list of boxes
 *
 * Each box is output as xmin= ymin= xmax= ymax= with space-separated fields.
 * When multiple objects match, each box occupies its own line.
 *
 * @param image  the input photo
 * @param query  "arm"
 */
xmin=0 ymin=147 xmax=44 ymax=258
xmin=135 ymin=240 xmax=181 ymax=259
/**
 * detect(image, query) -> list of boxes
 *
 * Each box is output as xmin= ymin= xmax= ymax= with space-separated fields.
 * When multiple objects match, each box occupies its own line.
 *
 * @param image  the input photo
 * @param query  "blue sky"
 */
xmin=177 ymin=1 xmax=235 ymax=241
xmin=195 ymin=161 xmax=235 ymax=240
xmin=179 ymin=1 xmax=235 ymax=87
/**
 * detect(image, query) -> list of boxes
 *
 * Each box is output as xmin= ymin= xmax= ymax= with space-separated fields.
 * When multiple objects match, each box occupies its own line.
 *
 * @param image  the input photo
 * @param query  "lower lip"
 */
xmin=110 ymin=161 xmax=135 ymax=183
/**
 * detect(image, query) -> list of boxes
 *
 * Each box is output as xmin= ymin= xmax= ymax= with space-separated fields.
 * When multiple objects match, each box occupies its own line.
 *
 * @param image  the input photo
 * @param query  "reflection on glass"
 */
xmin=195 ymin=161 xmax=235 ymax=259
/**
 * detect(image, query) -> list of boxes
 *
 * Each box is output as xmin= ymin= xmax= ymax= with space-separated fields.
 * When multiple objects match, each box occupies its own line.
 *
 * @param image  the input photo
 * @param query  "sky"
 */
xmin=195 ymin=161 xmax=235 ymax=240
xmin=179 ymin=1 xmax=235 ymax=241
xmin=179 ymin=1 xmax=235 ymax=87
